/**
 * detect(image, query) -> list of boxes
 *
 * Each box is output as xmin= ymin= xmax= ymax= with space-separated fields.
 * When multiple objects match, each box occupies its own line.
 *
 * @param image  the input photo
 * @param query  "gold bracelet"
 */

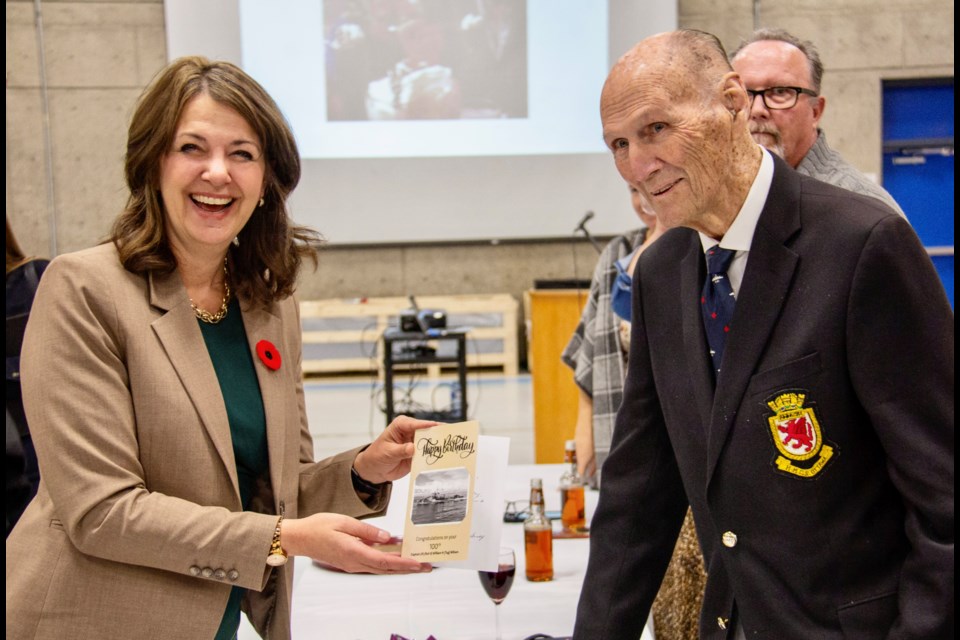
xmin=266 ymin=514 xmax=288 ymax=567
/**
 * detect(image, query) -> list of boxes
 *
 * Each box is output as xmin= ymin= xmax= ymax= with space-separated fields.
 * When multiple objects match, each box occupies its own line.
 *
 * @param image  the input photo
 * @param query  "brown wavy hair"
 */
xmin=110 ymin=56 xmax=322 ymax=308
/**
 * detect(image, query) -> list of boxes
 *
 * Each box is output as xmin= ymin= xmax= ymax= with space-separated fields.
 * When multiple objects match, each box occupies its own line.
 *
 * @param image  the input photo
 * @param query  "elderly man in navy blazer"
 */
xmin=573 ymin=29 xmax=954 ymax=640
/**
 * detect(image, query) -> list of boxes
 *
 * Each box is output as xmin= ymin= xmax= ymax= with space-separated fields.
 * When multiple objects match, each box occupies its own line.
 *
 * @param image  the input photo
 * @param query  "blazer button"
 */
xmin=201 ymin=567 xmax=214 ymax=578
xmin=214 ymin=569 xmax=226 ymax=580
xmin=722 ymin=531 xmax=738 ymax=548
xmin=228 ymin=569 xmax=240 ymax=582
xmin=189 ymin=565 xmax=201 ymax=576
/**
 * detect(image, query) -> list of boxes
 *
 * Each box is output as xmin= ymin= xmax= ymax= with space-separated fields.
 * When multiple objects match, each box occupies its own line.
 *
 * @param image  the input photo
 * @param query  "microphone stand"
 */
xmin=575 ymin=213 xmax=604 ymax=255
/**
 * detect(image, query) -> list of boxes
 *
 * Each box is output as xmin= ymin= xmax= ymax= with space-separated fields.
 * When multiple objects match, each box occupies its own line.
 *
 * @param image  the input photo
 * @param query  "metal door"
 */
xmin=882 ymin=79 xmax=954 ymax=307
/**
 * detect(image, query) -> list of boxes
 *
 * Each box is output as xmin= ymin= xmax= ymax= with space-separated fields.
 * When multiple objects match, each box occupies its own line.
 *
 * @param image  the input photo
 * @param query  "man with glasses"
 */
xmin=730 ymin=28 xmax=905 ymax=216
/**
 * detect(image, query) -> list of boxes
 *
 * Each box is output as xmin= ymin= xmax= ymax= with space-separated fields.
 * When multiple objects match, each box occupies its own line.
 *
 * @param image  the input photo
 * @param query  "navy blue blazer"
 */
xmin=574 ymin=155 xmax=954 ymax=639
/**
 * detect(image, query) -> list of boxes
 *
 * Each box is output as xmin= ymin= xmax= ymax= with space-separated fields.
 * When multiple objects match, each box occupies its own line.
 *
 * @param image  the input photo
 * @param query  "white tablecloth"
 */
xmin=240 ymin=464 xmax=655 ymax=640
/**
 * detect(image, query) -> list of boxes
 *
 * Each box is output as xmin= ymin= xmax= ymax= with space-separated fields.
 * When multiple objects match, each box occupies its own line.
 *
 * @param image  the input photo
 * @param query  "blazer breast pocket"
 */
xmin=747 ymin=352 xmax=822 ymax=399
xmin=837 ymin=591 xmax=897 ymax=638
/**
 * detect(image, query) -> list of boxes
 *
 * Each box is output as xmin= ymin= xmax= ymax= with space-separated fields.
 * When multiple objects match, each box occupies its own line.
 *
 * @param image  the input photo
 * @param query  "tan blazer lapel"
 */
xmin=148 ymin=270 xmax=240 ymax=499
xmin=240 ymin=301 xmax=287 ymax=510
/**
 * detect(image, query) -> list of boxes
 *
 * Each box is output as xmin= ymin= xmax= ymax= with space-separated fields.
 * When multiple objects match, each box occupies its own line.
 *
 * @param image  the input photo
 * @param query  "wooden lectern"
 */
xmin=524 ymin=288 xmax=588 ymax=463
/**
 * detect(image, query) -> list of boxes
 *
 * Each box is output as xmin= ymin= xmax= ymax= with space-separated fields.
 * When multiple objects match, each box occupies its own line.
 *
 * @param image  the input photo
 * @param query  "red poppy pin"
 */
xmin=256 ymin=340 xmax=281 ymax=371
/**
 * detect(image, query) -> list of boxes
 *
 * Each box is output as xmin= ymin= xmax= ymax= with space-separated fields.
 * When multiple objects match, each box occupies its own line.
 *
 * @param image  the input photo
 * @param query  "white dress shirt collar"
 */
xmin=697 ymin=147 xmax=775 ymax=295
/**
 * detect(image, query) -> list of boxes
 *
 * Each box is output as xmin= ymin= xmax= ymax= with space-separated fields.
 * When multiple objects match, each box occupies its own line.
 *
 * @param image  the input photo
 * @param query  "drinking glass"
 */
xmin=477 ymin=547 xmax=516 ymax=640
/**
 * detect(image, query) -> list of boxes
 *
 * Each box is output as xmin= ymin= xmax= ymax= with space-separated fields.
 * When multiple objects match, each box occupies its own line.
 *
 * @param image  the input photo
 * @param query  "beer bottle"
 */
xmin=559 ymin=440 xmax=586 ymax=533
xmin=524 ymin=477 xmax=553 ymax=581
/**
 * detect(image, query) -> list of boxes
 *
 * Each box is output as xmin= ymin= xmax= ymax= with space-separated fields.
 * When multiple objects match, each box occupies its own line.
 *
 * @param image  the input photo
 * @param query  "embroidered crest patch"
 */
xmin=765 ymin=391 xmax=835 ymax=479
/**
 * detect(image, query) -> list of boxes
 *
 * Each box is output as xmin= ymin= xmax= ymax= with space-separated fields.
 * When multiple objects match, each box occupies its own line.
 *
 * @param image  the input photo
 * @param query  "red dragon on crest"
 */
xmin=778 ymin=416 xmax=814 ymax=452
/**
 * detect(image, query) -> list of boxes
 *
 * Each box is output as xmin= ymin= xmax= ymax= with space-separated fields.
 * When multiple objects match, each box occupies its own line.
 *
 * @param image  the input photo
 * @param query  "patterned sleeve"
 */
xmin=561 ymin=236 xmax=629 ymax=397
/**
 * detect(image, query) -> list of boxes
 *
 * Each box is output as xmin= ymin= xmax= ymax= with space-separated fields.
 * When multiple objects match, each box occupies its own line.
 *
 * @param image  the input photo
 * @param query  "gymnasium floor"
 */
xmin=303 ymin=372 xmax=535 ymax=465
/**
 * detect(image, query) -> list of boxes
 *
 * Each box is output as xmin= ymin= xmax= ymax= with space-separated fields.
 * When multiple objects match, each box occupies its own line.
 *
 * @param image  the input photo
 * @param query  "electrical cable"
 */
xmin=363 ymin=322 xmax=384 ymax=438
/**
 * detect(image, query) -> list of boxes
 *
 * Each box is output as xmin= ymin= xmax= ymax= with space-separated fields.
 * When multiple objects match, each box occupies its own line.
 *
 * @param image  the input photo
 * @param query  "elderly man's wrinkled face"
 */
xmin=601 ymin=62 xmax=734 ymax=232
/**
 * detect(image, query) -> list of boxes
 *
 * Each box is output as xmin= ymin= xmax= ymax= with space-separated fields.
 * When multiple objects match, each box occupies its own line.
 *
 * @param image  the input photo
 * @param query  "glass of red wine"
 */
xmin=478 ymin=547 xmax=516 ymax=640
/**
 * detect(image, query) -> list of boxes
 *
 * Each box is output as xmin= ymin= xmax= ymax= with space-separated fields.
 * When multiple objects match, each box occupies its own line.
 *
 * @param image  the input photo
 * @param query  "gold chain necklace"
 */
xmin=191 ymin=261 xmax=231 ymax=324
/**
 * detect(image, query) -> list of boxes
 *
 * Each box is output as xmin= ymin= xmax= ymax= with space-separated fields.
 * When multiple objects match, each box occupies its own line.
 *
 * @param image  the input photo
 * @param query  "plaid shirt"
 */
xmin=561 ymin=228 xmax=648 ymax=476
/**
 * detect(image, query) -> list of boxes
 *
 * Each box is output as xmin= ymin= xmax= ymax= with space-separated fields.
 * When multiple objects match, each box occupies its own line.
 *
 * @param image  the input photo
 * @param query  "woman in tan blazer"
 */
xmin=5 ymin=57 xmax=433 ymax=640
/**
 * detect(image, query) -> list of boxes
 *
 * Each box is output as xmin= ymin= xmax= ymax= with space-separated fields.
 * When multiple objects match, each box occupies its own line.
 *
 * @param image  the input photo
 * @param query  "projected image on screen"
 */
xmin=241 ymin=0 xmax=605 ymax=159
xmin=324 ymin=0 xmax=528 ymax=122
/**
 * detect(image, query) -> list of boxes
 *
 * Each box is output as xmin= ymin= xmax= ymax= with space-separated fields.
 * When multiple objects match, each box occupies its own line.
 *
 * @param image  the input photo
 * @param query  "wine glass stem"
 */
xmin=495 ymin=603 xmax=502 ymax=640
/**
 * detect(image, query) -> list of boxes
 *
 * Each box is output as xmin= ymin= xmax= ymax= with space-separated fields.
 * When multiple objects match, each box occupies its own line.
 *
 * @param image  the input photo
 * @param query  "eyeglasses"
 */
xmin=503 ymin=500 xmax=530 ymax=522
xmin=746 ymin=86 xmax=819 ymax=110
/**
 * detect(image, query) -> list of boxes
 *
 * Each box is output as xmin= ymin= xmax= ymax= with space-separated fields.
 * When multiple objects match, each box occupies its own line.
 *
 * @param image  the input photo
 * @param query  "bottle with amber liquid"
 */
xmin=523 ymin=477 xmax=553 ymax=581
xmin=559 ymin=440 xmax=586 ymax=533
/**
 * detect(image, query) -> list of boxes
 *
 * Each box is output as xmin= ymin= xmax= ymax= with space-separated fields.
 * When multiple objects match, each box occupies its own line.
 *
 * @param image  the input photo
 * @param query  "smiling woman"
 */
xmin=159 ymin=93 xmax=266 ymax=314
xmin=113 ymin=57 xmax=315 ymax=309
xmin=6 ymin=56 xmax=437 ymax=640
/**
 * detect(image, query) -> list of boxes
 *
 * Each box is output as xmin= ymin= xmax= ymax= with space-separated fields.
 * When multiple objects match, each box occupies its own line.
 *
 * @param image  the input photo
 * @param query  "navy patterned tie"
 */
xmin=701 ymin=246 xmax=737 ymax=380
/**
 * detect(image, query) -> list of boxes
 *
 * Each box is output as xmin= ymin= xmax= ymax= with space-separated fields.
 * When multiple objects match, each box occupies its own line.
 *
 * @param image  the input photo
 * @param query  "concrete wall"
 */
xmin=6 ymin=0 xmax=165 ymax=258
xmin=6 ymin=0 xmax=954 ymax=366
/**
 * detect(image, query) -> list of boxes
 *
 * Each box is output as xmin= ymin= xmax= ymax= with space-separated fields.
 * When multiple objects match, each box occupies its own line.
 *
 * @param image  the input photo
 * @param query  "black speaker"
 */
xmin=400 ymin=309 xmax=419 ymax=332
xmin=418 ymin=309 xmax=447 ymax=329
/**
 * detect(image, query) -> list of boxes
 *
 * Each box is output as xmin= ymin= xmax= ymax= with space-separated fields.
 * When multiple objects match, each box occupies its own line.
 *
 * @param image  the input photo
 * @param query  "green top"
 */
xmin=198 ymin=297 xmax=268 ymax=640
